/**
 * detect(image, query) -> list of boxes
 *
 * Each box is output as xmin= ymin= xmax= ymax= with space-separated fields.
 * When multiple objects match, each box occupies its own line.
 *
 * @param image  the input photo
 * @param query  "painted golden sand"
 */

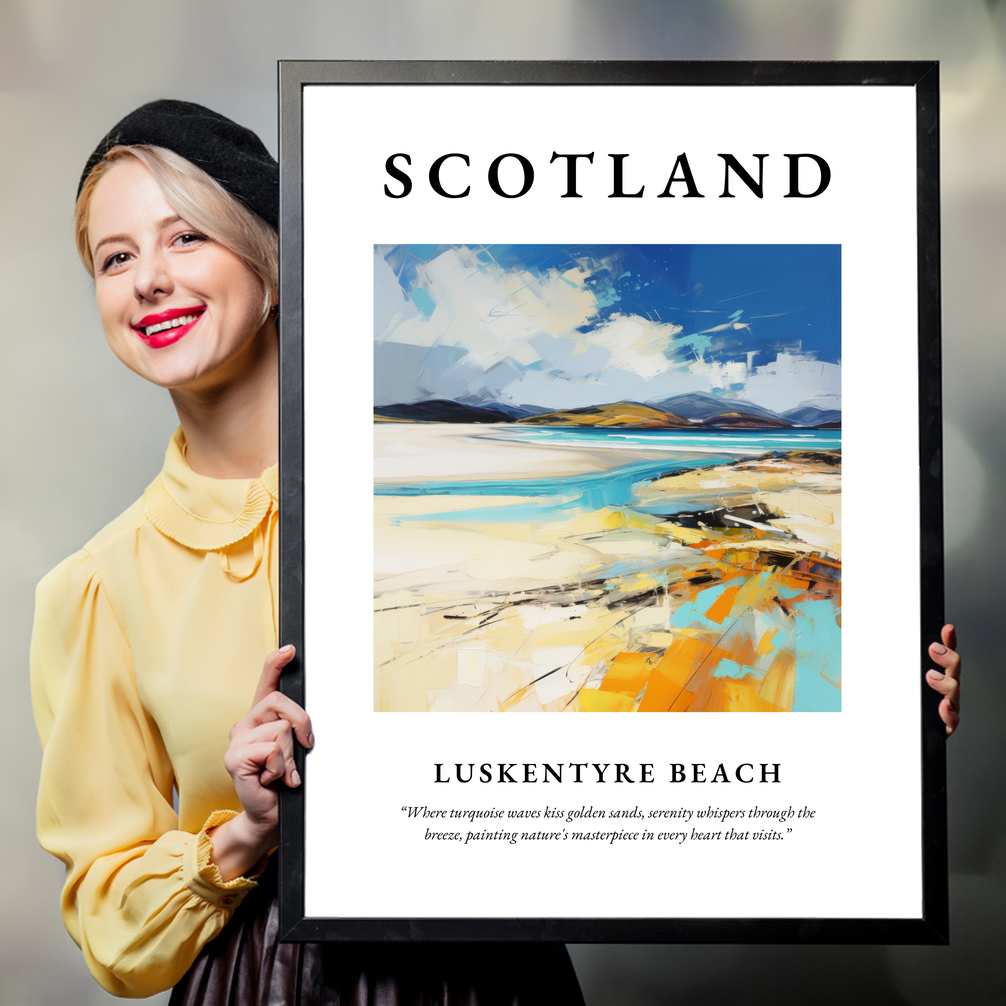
xmin=374 ymin=429 xmax=841 ymax=713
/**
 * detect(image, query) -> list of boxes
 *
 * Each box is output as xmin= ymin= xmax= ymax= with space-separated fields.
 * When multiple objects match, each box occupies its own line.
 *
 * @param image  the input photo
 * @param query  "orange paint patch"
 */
xmin=636 ymin=669 xmax=681 ymax=712
xmin=669 ymin=688 xmax=697 ymax=711
xmin=704 ymin=584 xmax=741 ymax=624
xmin=655 ymin=636 xmax=717 ymax=687
xmin=636 ymin=635 xmax=733 ymax=711
xmin=598 ymin=651 xmax=653 ymax=696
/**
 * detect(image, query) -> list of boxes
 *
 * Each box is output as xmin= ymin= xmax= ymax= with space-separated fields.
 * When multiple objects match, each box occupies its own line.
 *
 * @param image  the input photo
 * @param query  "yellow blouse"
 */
xmin=31 ymin=429 xmax=279 ymax=998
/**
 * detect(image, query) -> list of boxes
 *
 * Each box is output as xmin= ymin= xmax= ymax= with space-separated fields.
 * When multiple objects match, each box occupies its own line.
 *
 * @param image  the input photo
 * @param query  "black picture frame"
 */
xmin=277 ymin=60 xmax=945 ymax=944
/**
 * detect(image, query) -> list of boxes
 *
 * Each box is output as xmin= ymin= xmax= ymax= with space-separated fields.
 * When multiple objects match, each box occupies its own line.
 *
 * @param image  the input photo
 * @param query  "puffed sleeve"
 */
xmin=31 ymin=549 xmax=261 ymax=998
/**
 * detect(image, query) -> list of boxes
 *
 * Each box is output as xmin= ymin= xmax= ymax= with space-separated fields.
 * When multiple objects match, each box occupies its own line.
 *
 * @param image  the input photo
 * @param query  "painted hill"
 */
xmin=518 ymin=402 xmax=693 ymax=428
xmin=651 ymin=391 xmax=790 ymax=426
xmin=702 ymin=411 xmax=792 ymax=428
xmin=374 ymin=400 xmax=517 ymax=423
xmin=783 ymin=405 xmax=842 ymax=427
xmin=455 ymin=398 xmax=548 ymax=420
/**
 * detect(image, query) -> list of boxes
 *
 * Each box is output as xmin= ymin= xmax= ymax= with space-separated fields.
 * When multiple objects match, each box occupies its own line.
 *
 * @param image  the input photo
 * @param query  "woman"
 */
xmin=31 ymin=100 xmax=585 ymax=1003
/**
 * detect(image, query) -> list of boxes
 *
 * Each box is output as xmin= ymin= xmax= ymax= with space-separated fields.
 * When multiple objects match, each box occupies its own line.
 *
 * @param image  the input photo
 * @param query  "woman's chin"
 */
xmin=122 ymin=353 xmax=219 ymax=392
xmin=110 ymin=322 xmax=272 ymax=395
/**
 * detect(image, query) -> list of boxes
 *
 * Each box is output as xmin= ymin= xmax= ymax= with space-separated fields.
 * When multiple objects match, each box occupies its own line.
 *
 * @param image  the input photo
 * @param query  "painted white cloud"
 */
xmin=572 ymin=314 xmax=685 ymax=380
xmin=739 ymin=353 xmax=842 ymax=414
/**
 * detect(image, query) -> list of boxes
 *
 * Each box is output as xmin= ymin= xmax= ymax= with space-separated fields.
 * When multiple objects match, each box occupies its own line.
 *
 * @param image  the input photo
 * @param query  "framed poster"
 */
xmin=277 ymin=61 xmax=946 ymax=943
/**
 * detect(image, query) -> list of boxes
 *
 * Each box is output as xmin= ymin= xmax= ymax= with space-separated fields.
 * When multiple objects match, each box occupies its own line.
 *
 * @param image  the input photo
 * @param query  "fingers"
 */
xmin=928 ymin=634 xmax=961 ymax=682
xmin=244 ymin=644 xmax=314 ymax=750
xmin=247 ymin=719 xmax=298 ymax=788
xmin=940 ymin=698 xmax=960 ymax=737
xmin=233 ymin=689 xmax=314 ymax=750
xmin=227 ymin=720 xmax=301 ymax=788
xmin=926 ymin=667 xmax=960 ymax=737
xmin=927 ymin=625 xmax=961 ymax=737
xmin=925 ymin=667 xmax=959 ymax=705
xmin=941 ymin=623 xmax=958 ymax=653
xmin=225 ymin=645 xmax=313 ymax=804
xmin=252 ymin=740 xmax=288 ymax=788
xmin=225 ymin=740 xmax=289 ymax=788
xmin=252 ymin=644 xmax=297 ymax=707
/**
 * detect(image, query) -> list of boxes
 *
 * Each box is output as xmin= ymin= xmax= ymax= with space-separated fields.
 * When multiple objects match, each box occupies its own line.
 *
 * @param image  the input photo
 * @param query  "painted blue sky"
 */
xmin=374 ymin=244 xmax=841 ymax=416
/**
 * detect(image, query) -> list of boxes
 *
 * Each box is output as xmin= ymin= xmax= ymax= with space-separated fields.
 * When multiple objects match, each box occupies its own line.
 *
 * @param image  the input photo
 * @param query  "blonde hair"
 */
xmin=75 ymin=145 xmax=278 ymax=322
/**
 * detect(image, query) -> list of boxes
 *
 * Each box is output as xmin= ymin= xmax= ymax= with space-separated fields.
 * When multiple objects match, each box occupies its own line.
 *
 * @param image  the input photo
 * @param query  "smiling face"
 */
xmin=87 ymin=158 xmax=272 ymax=393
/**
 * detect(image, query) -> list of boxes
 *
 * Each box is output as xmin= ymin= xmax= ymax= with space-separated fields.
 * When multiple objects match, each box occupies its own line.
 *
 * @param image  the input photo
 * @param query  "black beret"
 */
xmin=77 ymin=99 xmax=278 ymax=228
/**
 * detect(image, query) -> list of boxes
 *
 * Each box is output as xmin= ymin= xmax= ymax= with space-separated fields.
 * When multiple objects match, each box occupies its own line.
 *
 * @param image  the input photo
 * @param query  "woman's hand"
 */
xmin=926 ymin=624 xmax=961 ymax=738
xmin=209 ymin=645 xmax=314 ymax=881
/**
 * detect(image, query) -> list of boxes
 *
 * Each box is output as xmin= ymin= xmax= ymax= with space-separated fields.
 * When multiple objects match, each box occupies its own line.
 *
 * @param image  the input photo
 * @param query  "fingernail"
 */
xmin=927 ymin=669 xmax=944 ymax=680
xmin=931 ymin=643 xmax=947 ymax=655
xmin=280 ymin=644 xmax=295 ymax=654
xmin=306 ymin=732 xmax=315 ymax=748
xmin=946 ymin=700 xmax=956 ymax=713
xmin=292 ymin=768 xmax=301 ymax=787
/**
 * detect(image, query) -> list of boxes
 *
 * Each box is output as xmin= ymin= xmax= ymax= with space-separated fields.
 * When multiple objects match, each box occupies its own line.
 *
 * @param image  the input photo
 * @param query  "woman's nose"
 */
xmin=133 ymin=249 xmax=173 ymax=302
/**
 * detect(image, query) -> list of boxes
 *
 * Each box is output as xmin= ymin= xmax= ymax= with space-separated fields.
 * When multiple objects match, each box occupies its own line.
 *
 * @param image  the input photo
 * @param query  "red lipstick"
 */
xmin=132 ymin=306 xmax=205 ymax=349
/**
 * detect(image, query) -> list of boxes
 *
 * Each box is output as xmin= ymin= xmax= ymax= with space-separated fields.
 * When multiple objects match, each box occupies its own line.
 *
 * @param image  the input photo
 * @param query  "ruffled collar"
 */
xmin=143 ymin=428 xmax=278 ymax=551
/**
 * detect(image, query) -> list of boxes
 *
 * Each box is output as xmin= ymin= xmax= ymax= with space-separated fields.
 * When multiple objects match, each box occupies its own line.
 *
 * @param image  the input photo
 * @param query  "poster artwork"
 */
xmin=373 ymin=243 xmax=842 ymax=714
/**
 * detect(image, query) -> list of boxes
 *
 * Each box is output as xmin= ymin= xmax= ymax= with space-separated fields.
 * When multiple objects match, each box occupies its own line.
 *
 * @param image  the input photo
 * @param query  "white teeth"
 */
xmin=142 ymin=313 xmax=199 ymax=337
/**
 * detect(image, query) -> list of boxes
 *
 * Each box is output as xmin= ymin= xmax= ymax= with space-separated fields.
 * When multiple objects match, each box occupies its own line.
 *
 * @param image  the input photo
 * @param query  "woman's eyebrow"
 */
xmin=92 ymin=216 xmax=185 ymax=257
xmin=92 ymin=232 xmax=133 ymax=256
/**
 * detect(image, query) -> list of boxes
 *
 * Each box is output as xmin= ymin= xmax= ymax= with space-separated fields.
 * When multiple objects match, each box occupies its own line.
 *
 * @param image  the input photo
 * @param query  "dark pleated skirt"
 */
xmin=169 ymin=869 xmax=584 ymax=1006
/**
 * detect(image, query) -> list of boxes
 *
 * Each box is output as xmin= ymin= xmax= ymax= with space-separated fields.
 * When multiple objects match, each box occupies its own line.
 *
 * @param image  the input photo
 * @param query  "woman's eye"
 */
xmin=101 ymin=251 xmax=131 ymax=272
xmin=173 ymin=231 xmax=208 ymax=248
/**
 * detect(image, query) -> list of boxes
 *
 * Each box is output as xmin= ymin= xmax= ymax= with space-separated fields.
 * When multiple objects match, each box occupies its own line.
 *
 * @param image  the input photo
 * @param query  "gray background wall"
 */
xmin=1 ymin=2 xmax=1003 ymax=1003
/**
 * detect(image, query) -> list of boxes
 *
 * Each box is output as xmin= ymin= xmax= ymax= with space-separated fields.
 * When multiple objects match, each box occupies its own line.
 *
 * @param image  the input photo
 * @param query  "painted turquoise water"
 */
xmin=375 ymin=427 xmax=841 ymax=526
xmin=495 ymin=426 xmax=841 ymax=453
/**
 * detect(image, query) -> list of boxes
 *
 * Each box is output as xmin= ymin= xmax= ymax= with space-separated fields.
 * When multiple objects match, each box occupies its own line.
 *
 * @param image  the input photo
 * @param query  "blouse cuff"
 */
xmin=183 ymin=810 xmax=269 ymax=909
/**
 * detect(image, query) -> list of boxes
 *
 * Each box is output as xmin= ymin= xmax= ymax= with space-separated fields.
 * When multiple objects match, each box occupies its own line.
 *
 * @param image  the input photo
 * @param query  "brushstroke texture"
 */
xmin=373 ymin=245 xmax=841 ymax=713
